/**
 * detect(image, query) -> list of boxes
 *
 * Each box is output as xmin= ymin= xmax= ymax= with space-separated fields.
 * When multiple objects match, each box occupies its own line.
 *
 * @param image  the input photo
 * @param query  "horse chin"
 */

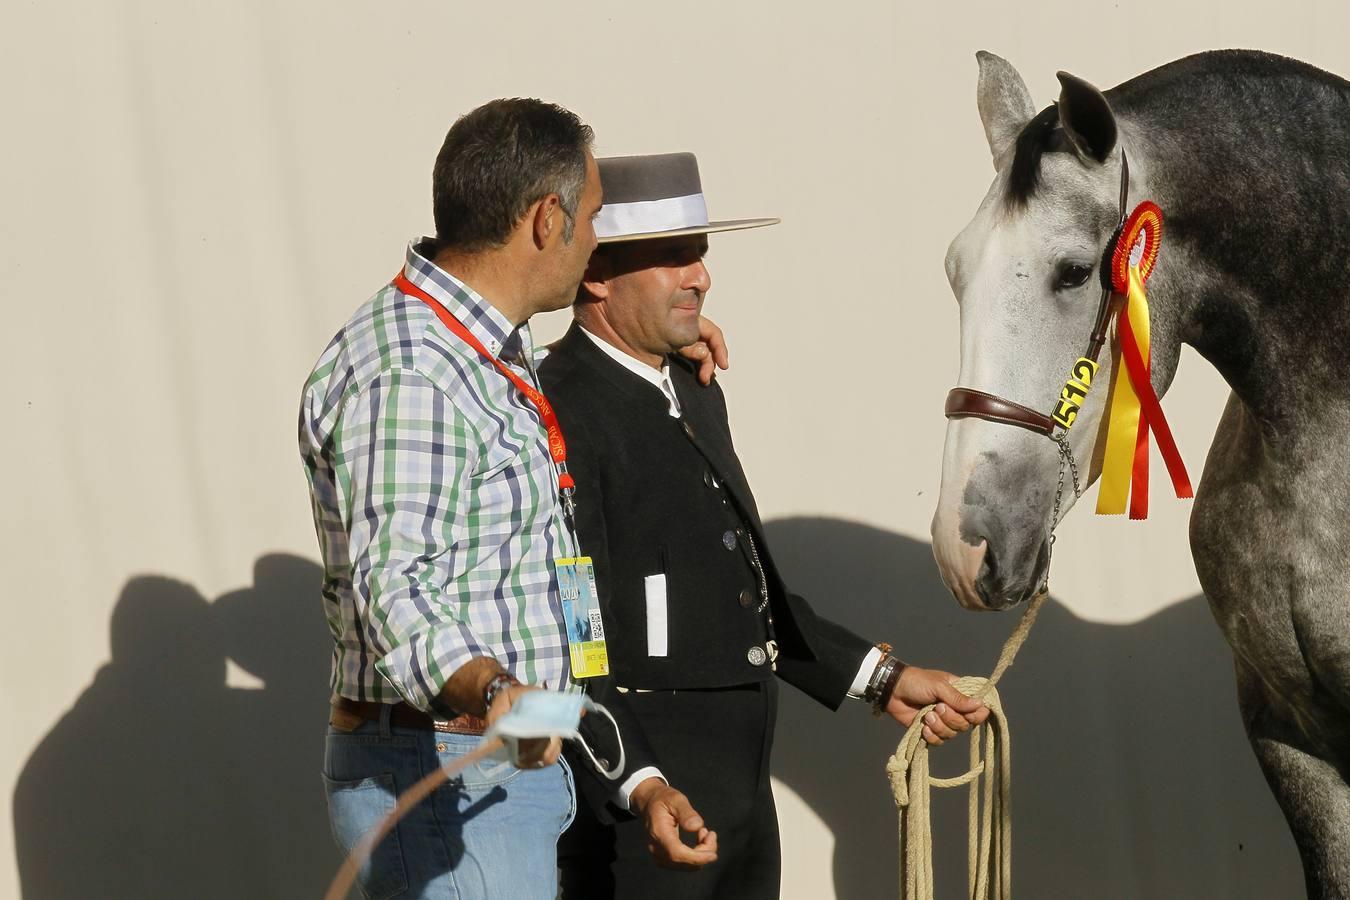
xmin=934 ymin=540 xmax=1043 ymax=612
xmin=973 ymin=538 xmax=1051 ymax=611
xmin=973 ymin=585 xmax=1036 ymax=612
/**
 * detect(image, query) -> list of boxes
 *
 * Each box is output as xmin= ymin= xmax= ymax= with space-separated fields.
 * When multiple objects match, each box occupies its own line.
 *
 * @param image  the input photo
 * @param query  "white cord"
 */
xmin=572 ymin=698 xmax=625 ymax=780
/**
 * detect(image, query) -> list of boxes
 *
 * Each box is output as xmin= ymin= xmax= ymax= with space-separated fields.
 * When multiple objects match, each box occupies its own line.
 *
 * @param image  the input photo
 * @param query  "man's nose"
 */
xmin=685 ymin=260 xmax=711 ymax=294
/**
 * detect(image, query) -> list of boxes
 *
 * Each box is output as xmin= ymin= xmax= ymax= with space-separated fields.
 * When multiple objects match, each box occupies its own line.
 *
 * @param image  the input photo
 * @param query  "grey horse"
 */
xmin=931 ymin=50 xmax=1350 ymax=897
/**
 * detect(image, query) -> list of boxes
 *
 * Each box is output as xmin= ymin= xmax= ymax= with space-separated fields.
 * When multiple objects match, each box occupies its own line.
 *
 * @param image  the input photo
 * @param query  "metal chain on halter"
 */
xmin=1041 ymin=431 xmax=1083 ymax=594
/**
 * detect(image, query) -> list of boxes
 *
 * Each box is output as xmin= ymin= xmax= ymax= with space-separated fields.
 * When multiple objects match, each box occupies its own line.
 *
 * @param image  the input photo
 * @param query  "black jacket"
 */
xmin=540 ymin=324 xmax=873 ymax=812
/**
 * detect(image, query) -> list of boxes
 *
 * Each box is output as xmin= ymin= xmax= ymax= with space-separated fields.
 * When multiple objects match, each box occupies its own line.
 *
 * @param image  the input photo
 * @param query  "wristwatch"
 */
xmin=482 ymin=671 xmax=520 ymax=715
xmin=863 ymin=642 xmax=893 ymax=704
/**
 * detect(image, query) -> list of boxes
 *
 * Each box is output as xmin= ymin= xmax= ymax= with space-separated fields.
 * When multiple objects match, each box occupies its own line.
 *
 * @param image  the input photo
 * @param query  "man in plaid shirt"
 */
xmin=300 ymin=100 xmax=722 ymax=898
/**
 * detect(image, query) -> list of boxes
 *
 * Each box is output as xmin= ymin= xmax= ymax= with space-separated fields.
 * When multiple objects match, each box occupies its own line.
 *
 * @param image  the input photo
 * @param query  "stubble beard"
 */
xmin=668 ymin=291 xmax=703 ymax=348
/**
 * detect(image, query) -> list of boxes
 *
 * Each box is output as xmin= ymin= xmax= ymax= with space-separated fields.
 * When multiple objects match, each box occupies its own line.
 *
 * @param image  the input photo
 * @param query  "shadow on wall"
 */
xmin=765 ymin=517 xmax=1303 ymax=900
xmin=12 ymin=554 xmax=342 ymax=900
xmin=11 ymin=530 xmax=1307 ymax=899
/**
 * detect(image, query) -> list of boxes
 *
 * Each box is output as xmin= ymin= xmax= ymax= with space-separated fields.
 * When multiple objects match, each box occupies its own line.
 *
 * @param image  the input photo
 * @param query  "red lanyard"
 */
xmin=392 ymin=273 xmax=577 ymax=502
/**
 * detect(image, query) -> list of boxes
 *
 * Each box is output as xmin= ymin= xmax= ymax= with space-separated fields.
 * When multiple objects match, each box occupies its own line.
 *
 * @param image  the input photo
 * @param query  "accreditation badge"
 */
xmin=556 ymin=556 xmax=609 ymax=679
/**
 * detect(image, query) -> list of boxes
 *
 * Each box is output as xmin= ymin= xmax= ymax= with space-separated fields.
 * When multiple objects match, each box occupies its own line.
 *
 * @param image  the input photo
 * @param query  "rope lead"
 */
xmin=887 ymin=590 xmax=1047 ymax=900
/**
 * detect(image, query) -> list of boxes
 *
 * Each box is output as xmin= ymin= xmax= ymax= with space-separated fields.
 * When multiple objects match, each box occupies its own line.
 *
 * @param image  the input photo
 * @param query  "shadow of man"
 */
xmin=211 ymin=553 xmax=341 ymax=896
xmin=765 ymin=517 xmax=1302 ymax=900
xmin=13 ymin=554 xmax=341 ymax=899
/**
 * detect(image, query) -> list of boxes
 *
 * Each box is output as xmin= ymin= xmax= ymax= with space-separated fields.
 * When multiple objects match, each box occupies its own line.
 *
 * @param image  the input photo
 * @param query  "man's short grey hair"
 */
xmin=432 ymin=98 xmax=593 ymax=252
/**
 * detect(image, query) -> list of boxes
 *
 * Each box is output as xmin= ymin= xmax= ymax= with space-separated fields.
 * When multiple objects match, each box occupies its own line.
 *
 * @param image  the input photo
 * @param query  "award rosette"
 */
xmin=1095 ymin=201 xmax=1193 ymax=518
xmin=1110 ymin=201 xmax=1163 ymax=293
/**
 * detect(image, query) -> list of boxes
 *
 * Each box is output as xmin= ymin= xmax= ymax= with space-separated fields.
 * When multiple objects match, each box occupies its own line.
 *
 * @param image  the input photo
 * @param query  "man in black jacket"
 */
xmin=543 ymin=153 xmax=988 ymax=899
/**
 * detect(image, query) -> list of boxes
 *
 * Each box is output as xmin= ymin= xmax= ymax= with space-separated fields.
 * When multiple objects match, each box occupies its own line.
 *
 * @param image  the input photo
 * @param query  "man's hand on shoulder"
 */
xmin=677 ymin=316 xmax=730 ymax=385
xmin=629 ymin=777 xmax=718 ymax=869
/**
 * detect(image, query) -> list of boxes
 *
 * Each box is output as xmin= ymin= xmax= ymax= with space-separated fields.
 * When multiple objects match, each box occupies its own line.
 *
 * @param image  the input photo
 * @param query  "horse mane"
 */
xmin=1002 ymin=50 xmax=1350 ymax=211
xmin=1042 ymin=50 xmax=1350 ymax=412
xmin=1005 ymin=104 xmax=1063 ymax=209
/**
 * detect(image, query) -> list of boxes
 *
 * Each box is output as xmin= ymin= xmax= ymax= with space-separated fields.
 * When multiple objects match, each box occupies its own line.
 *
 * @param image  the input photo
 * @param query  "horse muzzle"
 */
xmin=933 ymin=486 xmax=1052 ymax=612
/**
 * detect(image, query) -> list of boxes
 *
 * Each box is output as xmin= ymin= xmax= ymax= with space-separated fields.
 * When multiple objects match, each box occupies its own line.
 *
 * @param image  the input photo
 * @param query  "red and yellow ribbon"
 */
xmin=1095 ymin=203 xmax=1193 ymax=518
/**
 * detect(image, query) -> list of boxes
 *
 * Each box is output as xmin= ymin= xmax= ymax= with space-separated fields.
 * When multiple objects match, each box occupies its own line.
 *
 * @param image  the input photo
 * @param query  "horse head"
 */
xmin=932 ymin=53 xmax=1186 ymax=611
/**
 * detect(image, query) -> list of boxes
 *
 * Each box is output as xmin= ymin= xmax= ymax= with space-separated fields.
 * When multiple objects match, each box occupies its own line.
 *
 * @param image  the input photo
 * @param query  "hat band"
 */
xmin=594 ymin=193 xmax=708 ymax=240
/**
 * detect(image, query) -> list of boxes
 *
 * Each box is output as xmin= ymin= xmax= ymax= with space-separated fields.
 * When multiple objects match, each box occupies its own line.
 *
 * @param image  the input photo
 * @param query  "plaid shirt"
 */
xmin=299 ymin=240 xmax=575 ymax=711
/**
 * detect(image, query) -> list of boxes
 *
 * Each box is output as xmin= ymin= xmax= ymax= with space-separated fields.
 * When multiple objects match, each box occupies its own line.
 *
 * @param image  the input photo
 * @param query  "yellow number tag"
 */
xmin=1051 ymin=357 xmax=1099 ymax=430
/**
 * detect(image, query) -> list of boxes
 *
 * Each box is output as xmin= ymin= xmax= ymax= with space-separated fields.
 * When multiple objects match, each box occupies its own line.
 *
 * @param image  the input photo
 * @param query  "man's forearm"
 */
xmin=439 ymin=655 xmax=507 ymax=717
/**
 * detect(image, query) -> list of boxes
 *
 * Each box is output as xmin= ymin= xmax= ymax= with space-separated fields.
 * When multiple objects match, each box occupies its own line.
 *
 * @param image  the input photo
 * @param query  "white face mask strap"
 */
xmin=573 ymin=699 xmax=625 ymax=781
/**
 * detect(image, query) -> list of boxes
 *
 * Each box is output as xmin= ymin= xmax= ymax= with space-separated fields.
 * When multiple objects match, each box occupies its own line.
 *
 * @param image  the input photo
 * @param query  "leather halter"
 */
xmin=945 ymin=151 xmax=1131 ymax=437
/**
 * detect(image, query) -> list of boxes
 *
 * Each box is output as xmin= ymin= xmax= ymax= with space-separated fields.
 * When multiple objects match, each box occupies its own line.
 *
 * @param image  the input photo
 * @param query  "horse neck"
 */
xmin=1120 ymin=102 xmax=1350 ymax=445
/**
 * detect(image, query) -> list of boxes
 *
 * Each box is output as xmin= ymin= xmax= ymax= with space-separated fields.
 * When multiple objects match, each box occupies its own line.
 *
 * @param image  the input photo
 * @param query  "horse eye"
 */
xmin=1056 ymin=263 xmax=1093 ymax=290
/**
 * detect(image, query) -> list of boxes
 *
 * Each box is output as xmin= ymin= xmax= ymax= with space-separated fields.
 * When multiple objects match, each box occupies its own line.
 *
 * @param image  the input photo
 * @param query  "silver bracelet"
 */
xmin=865 ymin=655 xmax=896 ymax=705
xmin=872 ymin=656 xmax=907 ymax=714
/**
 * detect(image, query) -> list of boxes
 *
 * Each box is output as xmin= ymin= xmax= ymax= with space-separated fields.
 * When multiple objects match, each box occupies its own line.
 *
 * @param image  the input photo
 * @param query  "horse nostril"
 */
xmin=977 ymin=542 xmax=999 ymax=588
xmin=973 ymin=542 xmax=1003 ymax=608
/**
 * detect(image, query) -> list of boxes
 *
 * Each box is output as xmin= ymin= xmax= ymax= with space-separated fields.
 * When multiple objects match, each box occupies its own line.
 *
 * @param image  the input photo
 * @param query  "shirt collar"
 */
xmin=403 ymin=238 xmax=523 ymax=359
xmin=579 ymin=326 xmax=682 ymax=416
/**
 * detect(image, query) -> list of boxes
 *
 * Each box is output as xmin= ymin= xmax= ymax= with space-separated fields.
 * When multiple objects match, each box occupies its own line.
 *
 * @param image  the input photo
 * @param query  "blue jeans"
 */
xmin=323 ymin=708 xmax=576 ymax=900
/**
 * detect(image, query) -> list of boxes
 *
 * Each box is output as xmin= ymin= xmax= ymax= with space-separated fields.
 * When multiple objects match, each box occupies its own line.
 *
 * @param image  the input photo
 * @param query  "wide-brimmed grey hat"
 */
xmin=594 ymin=152 xmax=779 ymax=244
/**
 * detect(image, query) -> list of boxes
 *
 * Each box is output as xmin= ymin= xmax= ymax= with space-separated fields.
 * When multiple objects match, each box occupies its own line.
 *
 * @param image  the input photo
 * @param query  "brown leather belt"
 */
xmin=331 ymin=697 xmax=488 ymax=735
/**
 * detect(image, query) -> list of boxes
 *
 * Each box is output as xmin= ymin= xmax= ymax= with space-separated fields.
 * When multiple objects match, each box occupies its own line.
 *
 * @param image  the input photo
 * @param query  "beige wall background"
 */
xmin=5 ymin=0 xmax=1345 ymax=896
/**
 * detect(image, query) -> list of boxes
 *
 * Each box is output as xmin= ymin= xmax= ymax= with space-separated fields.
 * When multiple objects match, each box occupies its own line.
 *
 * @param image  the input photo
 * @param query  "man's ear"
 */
xmin=531 ymin=194 xmax=561 ymax=248
xmin=580 ymin=276 xmax=612 ymax=300
xmin=577 ymin=253 xmax=611 ymax=301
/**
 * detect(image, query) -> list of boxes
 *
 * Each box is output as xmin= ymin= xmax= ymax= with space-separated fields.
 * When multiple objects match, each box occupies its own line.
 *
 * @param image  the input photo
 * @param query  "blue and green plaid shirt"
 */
xmin=300 ymin=240 xmax=575 ymax=711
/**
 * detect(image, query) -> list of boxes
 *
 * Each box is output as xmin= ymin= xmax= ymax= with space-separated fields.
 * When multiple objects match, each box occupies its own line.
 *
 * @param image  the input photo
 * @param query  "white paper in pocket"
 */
xmin=643 ymin=574 xmax=668 ymax=657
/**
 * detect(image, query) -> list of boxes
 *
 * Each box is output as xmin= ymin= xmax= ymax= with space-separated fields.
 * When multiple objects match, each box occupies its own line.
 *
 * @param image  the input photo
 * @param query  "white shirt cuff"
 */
xmin=846 ymin=647 xmax=884 ymax=700
xmin=616 ymin=766 xmax=666 ymax=811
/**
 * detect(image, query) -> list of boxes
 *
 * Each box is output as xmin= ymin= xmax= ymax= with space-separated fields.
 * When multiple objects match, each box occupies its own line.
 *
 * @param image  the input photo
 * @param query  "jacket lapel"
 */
xmin=667 ymin=362 xmax=761 ymax=525
xmin=558 ymin=324 xmax=762 ymax=525
xmin=555 ymin=323 xmax=677 ymax=412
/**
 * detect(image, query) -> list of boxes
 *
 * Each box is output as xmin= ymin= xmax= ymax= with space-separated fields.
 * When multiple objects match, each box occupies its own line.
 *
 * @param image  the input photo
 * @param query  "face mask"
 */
xmin=481 ymin=692 xmax=624 ymax=780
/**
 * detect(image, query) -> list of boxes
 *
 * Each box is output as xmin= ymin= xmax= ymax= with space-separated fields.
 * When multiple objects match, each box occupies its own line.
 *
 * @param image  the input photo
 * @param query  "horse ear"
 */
xmin=1055 ymin=71 xmax=1117 ymax=163
xmin=976 ymin=51 xmax=1035 ymax=169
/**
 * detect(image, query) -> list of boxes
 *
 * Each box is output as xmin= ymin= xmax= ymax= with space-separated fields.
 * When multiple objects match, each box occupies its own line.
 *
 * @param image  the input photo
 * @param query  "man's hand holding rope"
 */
xmin=883 ymin=666 xmax=990 ymax=746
